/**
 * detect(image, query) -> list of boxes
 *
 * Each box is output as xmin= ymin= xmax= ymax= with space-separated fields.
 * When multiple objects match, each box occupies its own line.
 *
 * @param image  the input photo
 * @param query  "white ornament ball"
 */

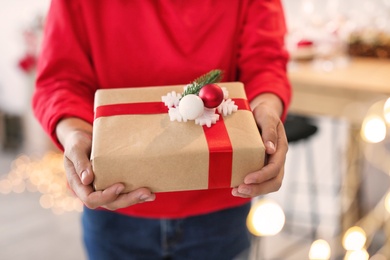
xmin=179 ymin=94 xmax=204 ymax=120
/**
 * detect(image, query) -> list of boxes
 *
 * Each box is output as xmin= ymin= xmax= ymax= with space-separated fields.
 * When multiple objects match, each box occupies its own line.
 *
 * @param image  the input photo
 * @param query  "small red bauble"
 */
xmin=297 ymin=39 xmax=314 ymax=48
xmin=198 ymin=84 xmax=224 ymax=108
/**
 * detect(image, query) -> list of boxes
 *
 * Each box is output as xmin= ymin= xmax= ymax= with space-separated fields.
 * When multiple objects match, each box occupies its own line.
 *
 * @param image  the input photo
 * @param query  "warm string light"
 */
xmin=343 ymin=226 xmax=367 ymax=251
xmin=309 ymin=239 xmax=331 ymax=260
xmin=246 ymin=198 xmax=285 ymax=236
xmin=361 ymin=116 xmax=387 ymax=143
xmin=0 ymin=152 xmax=83 ymax=214
xmin=339 ymin=187 xmax=390 ymax=259
xmin=361 ymin=100 xmax=390 ymax=177
xmin=361 ymin=98 xmax=390 ymax=144
xmin=344 ymin=249 xmax=369 ymax=260
xmin=357 ymin=97 xmax=390 ymax=257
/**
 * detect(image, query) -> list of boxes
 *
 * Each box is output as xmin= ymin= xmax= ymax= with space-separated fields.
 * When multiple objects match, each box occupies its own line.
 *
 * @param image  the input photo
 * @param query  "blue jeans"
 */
xmin=82 ymin=203 xmax=251 ymax=260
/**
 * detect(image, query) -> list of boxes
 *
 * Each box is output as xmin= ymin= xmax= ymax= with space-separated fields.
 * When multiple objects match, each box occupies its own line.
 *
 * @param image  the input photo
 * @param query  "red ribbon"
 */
xmin=95 ymin=98 xmax=251 ymax=189
xmin=202 ymin=121 xmax=232 ymax=189
xmin=95 ymin=102 xmax=168 ymax=119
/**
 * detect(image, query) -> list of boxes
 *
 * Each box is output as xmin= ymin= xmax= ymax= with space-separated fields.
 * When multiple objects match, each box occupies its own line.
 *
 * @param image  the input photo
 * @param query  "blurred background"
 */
xmin=1 ymin=0 xmax=390 ymax=259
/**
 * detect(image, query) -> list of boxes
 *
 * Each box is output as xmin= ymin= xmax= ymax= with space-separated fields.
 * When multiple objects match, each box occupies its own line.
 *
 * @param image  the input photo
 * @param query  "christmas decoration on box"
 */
xmin=161 ymin=69 xmax=238 ymax=127
xmin=91 ymin=72 xmax=265 ymax=193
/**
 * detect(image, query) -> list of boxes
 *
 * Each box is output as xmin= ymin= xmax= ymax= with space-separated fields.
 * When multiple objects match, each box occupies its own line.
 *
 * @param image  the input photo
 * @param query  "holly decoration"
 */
xmin=161 ymin=69 xmax=238 ymax=127
xmin=181 ymin=69 xmax=223 ymax=98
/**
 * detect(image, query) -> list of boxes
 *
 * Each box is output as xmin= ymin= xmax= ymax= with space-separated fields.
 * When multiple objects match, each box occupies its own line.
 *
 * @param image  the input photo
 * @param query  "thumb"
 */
xmin=256 ymin=120 xmax=278 ymax=155
xmin=64 ymin=131 xmax=94 ymax=185
xmin=264 ymin=140 xmax=276 ymax=155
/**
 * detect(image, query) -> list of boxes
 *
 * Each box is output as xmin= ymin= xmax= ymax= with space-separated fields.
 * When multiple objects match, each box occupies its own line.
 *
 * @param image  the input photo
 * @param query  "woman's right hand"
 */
xmin=57 ymin=118 xmax=155 ymax=211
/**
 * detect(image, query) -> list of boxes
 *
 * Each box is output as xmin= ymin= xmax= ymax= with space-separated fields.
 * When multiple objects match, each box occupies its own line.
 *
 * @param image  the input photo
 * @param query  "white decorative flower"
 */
xmin=195 ymin=108 xmax=219 ymax=127
xmin=218 ymin=99 xmax=238 ymax=116
xmin=221 ymin=87 xmax=229 ymax=99
xmin=162 ymin=91 xmax=182 ymax=108
xmin=168 ymin=107 xmax=187 ymax=122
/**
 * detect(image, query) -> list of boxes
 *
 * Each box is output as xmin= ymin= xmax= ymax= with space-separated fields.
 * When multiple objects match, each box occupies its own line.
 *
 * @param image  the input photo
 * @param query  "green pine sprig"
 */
xmin=182 ymin=69 xmax=223 ymax=98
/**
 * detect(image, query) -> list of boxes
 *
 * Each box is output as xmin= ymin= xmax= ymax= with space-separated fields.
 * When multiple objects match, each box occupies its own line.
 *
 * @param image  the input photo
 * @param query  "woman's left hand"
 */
xmin=232 ymin=94 xmax=288 ymax=198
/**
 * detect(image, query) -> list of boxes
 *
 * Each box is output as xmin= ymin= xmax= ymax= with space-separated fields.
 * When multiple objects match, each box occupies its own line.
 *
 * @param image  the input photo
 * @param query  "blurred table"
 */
xmin=288 ymin=57 xmax=390 ymax=125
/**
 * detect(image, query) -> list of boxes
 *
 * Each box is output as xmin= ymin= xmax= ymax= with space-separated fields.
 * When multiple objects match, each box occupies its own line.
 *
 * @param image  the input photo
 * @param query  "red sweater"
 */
xmin=33 ymin=0 xmax=291 ymax=218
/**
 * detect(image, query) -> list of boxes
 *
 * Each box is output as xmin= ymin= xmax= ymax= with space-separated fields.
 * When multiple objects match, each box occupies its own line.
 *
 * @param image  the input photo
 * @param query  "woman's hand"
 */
xmin=57 ymin=118 xmax=155 ymax=210
xmin=232 ymin=94 xmax=288 ymax=198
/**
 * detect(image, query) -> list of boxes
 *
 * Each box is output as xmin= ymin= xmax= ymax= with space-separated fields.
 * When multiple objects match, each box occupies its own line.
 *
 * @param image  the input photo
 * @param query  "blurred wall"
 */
xmin=0 ymin=0 xmax=50 ymax=115
xmin=282 ymin=0 xmax=390 ymax=30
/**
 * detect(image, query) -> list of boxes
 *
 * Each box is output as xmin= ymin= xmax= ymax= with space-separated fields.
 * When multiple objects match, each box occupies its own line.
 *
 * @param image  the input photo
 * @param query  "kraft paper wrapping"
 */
xmin=91 ymin=82 xmax=265 ymax=193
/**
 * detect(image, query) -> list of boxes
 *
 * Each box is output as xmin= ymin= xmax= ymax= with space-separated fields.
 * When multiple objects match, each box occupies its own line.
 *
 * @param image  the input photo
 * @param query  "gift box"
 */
xmin=91 ymin=82 xmax=265 ymax=193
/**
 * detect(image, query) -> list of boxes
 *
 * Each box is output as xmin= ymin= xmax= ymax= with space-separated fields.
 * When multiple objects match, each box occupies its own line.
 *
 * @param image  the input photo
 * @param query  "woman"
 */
xmin=33 ymin=1 xmax=291 ymax=259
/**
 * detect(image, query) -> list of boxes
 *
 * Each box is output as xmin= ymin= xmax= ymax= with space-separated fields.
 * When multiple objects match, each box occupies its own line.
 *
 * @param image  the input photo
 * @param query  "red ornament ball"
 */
xmin=198 ymin=84 xmax=224 ymax=108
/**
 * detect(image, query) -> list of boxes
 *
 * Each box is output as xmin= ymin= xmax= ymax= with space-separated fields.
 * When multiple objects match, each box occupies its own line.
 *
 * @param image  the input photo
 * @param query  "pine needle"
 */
xmin=193 ymin=69 xmax=223 ymax=86
xmin=182 ymin=69 xmax=223 ymax=97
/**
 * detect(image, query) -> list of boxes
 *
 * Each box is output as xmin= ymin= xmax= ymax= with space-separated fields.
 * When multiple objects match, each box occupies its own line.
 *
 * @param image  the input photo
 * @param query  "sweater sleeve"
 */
xmin=32 ymin=0 xmax=97 ymax=150
xmin=238 ymin=0 xmax=291 ymax=121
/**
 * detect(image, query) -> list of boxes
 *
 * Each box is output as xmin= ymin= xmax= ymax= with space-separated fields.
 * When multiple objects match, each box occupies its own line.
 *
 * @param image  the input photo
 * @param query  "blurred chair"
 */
xmin=2 ymin=114 xmax=24 ymax=151
xmin=284 ymin=114 xmax=318 ymax=143
xmin=283 ymin=113 xmax=319 ymax=240
xmin=0 ymin=111 xmax=4 ymax=149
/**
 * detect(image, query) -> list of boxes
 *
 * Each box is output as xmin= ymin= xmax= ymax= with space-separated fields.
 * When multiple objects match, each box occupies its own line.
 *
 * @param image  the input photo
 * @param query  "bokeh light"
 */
xmin=309 ymin=239 xmax=331 ymax=260
xmin=344 ymin=249 xmax=369 ymax=260
xmin=361 ymin=116 xmax=387 ymax=143
xmin=247 ymin=199 xmax=285 ymax=236
xmin=342 ymin=226 xmax=367 ymax=251
xmin=0 ymin=152 xmax=82 ymax=214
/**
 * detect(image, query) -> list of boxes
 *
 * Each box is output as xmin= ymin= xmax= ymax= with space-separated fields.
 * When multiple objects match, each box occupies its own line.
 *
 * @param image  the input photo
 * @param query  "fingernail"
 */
xmin=139 ymin=194 xmax=154 ymax=202
xmin=115 ymin=186 xmax=124 ymax=195
xmin=81 ymin=170 xmax=87 ymax=184
xmin=238 ymin=187 xmax=251 ymax=195
xmin=267 ymin=141 xmax=276 ymax=152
